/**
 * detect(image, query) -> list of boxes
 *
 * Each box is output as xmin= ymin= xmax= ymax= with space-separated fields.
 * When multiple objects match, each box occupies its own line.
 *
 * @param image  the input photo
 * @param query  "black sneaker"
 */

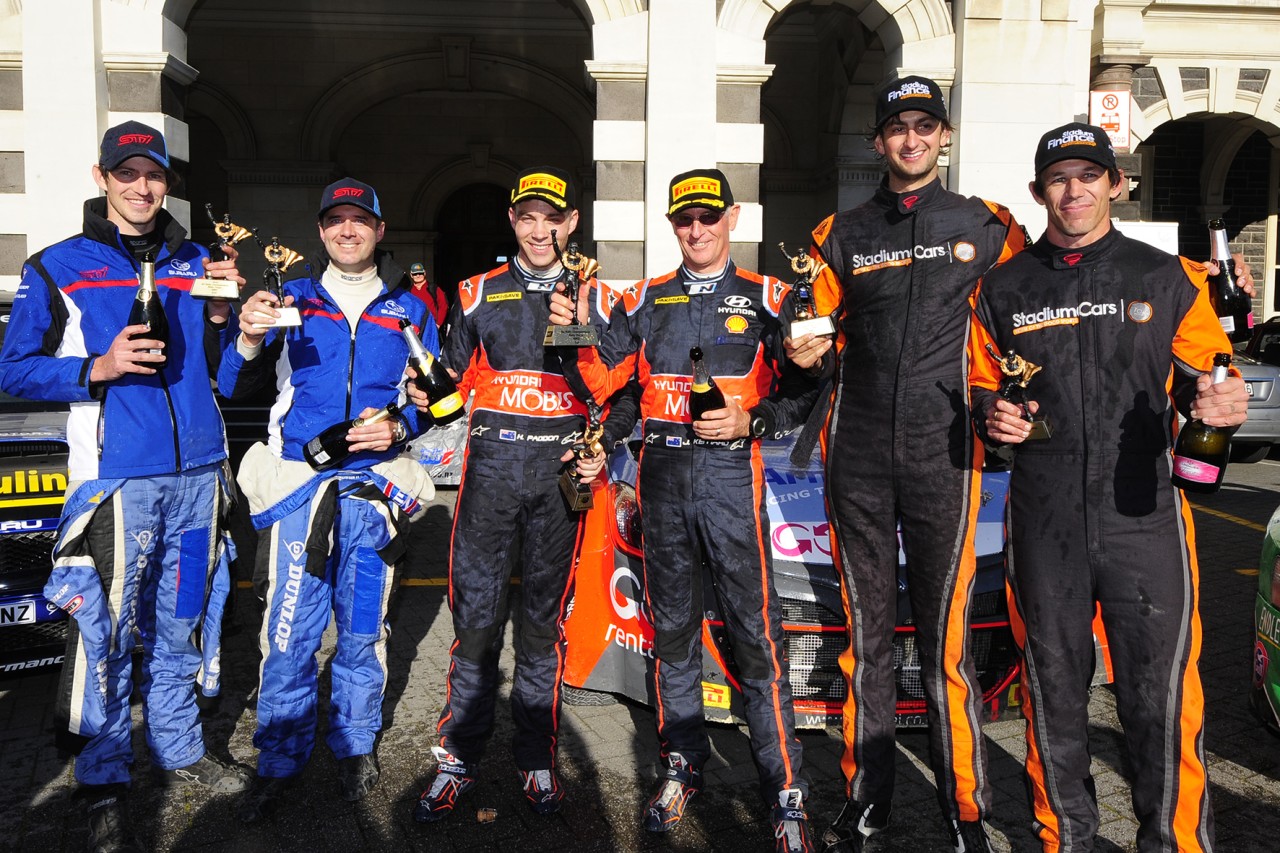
xmin=950 ymin=819 xmax=994 ymax=853
xmin=160 ymin=753 xmax=251 ymax=793
xmin=821 ymin=798 xmax=891 ymax=852
xmin=413 ymin=747 xmax=476 ymax=823
xmin=772 ymin=788 xmax=815 ymax=853
xmin=519 ymin=768 xmax=564 ymax=816
xmin=236 ymin=775 xmax=292 ymax=824
xmin=85 ymin=785 xmax=141 ymax=853
xmin=339 ymin=753 xmax=380 ymax=802
xmin=642 ymin=752 xmax=702 ymax=834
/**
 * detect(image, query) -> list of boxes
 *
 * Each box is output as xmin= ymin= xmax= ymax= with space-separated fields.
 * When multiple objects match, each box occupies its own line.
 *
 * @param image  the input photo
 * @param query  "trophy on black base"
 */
xmin=543 ymin=229 xmax=601 ymax=347
xmin=253 ymin=236 xmax=304 ymax=329
xmin=779 ymin=242 xmax=835 ymax=340
xmin=192 ymin=203 xmax=253 ymax=300
xmin=986 ymin=343 xmax=1053 ymax=440
xmin=559 ymin=403 xmax=605 ymax=511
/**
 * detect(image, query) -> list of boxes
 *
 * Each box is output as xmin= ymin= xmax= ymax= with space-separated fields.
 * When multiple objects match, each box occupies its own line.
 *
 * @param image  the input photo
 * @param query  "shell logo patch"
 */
xmin=954 ymin=242 xmax=976 ymax=262
xmin=725 ymin=315 xmax=749 ymax=334
xmin=1127 ymin=301 xmax=1153 ymax=323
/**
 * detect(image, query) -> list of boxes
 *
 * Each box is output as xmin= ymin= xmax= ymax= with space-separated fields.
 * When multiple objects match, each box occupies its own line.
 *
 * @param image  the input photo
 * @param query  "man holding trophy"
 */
xmin=217 ymin=177 xmax=439 ymax=822
xmin=969 ymin=122 xmax=1249 ymax=853
xmin=411 ymin=166 xmax=624 ymax=823
xmin=548 ymin=168 xmax=819 ymax=853
xmin=0 ymin=121 xmax=249 ymax=850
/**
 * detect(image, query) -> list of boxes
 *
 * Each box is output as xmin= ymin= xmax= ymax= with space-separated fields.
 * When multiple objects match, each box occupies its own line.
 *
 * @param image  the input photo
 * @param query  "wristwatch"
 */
xmin=750 ymin=414 xmax=768 ymax=439
xmin=390 ymin=418 xmax=408 ymax=445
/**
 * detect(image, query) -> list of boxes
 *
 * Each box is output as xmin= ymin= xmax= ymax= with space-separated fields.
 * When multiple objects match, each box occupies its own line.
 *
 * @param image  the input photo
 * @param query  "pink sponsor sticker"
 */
xmin=1173 ymin=457 xmax=1220 ymax=484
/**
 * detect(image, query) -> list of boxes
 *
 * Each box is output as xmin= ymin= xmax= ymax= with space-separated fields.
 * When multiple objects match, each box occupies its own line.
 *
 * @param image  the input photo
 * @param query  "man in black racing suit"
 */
xmin=409 ymin=167 xmax=634 ymax=823
xmin=551 ymin=168 xmax=819 ymax=853
xmin=786 ymin=76 xmax=1025 ymax=853
xmin=969 ymin=122 xmax=1249 ymax=853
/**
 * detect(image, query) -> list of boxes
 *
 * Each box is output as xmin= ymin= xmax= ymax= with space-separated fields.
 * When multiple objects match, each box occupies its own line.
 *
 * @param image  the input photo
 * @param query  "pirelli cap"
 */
xmin=510 ymin=167 xmax=575 ymax=211
xmin=318 ymin=178 xmax=382 ymax=220
xmin=99 ymin=120 xmax=171 ymax=171
xmin=667 ymin=168 xmax=734 ymax=217
xmin=1034 ymin=122 xmax=1117 ymax=175
xmin=875 ymin=75 xmax=948 ymax=128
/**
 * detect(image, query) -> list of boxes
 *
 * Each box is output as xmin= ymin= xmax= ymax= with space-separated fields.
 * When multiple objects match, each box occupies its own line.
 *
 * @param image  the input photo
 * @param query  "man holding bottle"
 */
xmin=0 ymin=121 xmax=248 ymax=850
xmin=218 ymin=177 xmax=439 ymax=822
xmin=409 ymin=166 xmax=621 ymax=823
xmin=968 ymin=122 xmax=1248 ymax=853
xmin=547 ymin=168 xmax=819 ymax=853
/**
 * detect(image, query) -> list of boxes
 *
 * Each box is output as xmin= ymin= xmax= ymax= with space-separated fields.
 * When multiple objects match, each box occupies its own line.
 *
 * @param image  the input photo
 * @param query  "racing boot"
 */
xmin=414 ymin=746 xmax=476 ymax=823
xmin=339 ymin=752 xmax=380 ymax=802
xmin=642 ymin=751 xmax=702 ymax=834
xmin=519 ymin=768 xmax=564 ymax=816
xmin=821 ymin=798 xmax=891 ymax=852
xmin=84 ymin=784 xmax=141 ymax=853
xmin=159 ymin=753 xmax=251 ymax=793
xmin=236 ymin=774 xmax=293 ymax=824
xmin=950 ymin=819 xmax=995 ymax=853
xmin=772 ymin=788 xmax=815 ymax=853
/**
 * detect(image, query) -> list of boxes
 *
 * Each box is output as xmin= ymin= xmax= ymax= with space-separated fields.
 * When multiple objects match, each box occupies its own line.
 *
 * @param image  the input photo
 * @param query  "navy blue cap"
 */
xmin=99 ymin=121 xmax=170 ymax=171
xmin=318 ymin=178 xmax=382 ymax=220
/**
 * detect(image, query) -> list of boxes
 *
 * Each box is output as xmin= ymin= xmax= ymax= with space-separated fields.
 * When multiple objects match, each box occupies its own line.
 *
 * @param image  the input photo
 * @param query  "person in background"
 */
xmin=409 ymin=261 xmax=449 ymax=332
xmin=0 ymin=120 xmax=249 ymax=851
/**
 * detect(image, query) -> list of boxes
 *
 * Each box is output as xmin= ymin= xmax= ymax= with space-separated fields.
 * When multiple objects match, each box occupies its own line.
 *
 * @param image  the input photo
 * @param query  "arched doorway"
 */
xmin=433 ymin=183 xmax=513 ymax=298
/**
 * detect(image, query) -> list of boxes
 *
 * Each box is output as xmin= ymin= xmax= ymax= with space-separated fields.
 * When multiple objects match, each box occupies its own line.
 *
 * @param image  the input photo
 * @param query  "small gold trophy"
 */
xmin=987 ymin=344 xmax=1052 ymax=440
xmin=779 ymin=242 xmax=835 ymax=340
xmin=191 ymin=204 xmax=253 ymax=300
xmin=544 ymin=229 xmax=601 ymax=347
xmin=559 ymin=404 xmax=605 ymax=511
xmin=253 ymin=236 xmax=304 ymax=328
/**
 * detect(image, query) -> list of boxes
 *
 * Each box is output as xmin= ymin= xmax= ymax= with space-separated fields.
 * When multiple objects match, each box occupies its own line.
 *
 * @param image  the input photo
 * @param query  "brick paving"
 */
xmin=1 ymin=461 xmax=1278 ymax=852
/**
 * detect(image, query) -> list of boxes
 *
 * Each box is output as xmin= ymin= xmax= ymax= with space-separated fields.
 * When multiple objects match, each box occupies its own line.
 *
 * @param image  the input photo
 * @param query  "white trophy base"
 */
xmin=787 ymin=315 xmax=836 ymax=339
xmin=190 ymin=277 xmax=241 ymax=300
xmin=250 ymin=306 xmax=303 ymax=329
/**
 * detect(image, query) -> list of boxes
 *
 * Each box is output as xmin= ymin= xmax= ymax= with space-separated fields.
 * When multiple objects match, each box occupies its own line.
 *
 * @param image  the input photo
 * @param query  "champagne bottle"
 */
xmin=689 ymin=347 xmax=725 ymax=421
xmin=1206 ymin=219 xmax=1253 ymax=344
xmin=303 ymin=403 xmax=401 ymax=471
xmin=399 ymin=319 xmax=464 ymax=425
xmin=127 ymin=253 xmax=169 ymax=355
xmin=1171 ymin=352 xmax=1234 ymax=494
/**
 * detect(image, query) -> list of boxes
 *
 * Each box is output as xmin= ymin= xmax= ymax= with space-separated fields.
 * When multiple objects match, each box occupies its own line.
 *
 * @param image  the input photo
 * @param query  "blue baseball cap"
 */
xmin=99 ymin=121 xmax=170 ymax=171
xmin=318 ymin=178 xmax=382 ymax=220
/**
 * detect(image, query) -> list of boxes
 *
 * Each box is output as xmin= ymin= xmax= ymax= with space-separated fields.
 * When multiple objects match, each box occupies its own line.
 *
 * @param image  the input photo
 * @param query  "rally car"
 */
xmin=0 ymin=296 xmax=69 ymax=675
xmin=562 ymin=436 xmax=1023 ymax=729
xmin=1251 ymin=501 xmax=1280 ymax=736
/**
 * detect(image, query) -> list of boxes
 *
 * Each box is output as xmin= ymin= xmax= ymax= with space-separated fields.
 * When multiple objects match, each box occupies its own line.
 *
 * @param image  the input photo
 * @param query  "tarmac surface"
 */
xmin=1 ymin=459 xmax=1278 ymax=852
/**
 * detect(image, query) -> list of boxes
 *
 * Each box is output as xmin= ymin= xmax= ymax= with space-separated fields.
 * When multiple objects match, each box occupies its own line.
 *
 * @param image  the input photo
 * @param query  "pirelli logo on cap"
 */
xmin=669 ymin=178 xmax=726 ymax=213
xmin=516 ymin=173 xmax=567 ymax=198
xmin=1046 ymin=128 xmax=1100 ymax=151
xmin=886 ymin=80 xmax=934 ymax=103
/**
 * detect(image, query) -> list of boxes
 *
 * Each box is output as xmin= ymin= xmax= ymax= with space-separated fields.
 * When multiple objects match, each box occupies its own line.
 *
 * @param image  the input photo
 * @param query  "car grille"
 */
xmin=0 ymin=531 xmax=56 ymax=578
xmin=0 ymin=619 xmax=65 ymax=658
xmin=0 ymin=441 xmax=65 ymax=458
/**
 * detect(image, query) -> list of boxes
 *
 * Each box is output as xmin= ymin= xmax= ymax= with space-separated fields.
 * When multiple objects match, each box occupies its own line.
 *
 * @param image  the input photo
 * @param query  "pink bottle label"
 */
xmin=1173 ymin=456 xmax=1220 ymax=484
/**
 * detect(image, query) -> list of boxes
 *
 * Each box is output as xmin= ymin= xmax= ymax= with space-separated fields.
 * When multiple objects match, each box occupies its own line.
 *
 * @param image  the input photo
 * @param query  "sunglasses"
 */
xmin=670 ymin=210 xmax=725 ymax=228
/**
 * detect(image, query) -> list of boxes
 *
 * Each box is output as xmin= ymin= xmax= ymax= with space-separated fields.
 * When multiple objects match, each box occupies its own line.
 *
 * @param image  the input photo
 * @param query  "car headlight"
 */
xmin=609 ymin=481 xmax=643 ymax=557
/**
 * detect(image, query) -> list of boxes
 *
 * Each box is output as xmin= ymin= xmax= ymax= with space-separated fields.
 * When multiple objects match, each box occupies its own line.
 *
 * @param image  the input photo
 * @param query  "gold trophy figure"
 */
xmin=559 ymin=403 xmax=605 ymax=511
xmin=779 ymin=242 xmax=835 ymax=340
xmin=543 ymin=229 xmax=601 ymax=347
xmin=253 ymin=236 xmax=304 ymax=328
xmin=191 ymin=204 xmax=254 ymax=300
xmin=987 ymin=343 xmax=1053 ymax=439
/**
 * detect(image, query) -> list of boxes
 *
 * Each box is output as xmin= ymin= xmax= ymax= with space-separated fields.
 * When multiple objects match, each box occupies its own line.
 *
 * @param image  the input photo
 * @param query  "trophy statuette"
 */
xmin=252 ymin=236 xmax=304 ymax=328
xmin=986 ymin=343 xmax=1052 ymax=440
xmin=559 ymin=403 xmax=605 ymax=512
xmin=191 ymin=204 xmax=254 ymax=300
xmin=779 ymin=242 xmax=835 ymax=340
xmin=543 ymin=230 xmax=601 ymax=347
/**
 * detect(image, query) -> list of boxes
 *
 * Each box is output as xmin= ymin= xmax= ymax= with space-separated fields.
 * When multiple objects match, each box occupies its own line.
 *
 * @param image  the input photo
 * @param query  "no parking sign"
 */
xmin=1090 ymin=90 xmax=1131 ymax=150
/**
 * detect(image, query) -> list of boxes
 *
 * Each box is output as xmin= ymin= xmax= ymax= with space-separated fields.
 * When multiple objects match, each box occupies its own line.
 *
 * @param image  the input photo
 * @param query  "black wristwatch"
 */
xmin=750 ymin=414 xmax=768 ymax=439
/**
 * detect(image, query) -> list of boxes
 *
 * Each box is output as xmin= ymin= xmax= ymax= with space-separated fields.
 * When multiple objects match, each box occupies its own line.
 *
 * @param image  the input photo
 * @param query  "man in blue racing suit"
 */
xmin=217 ymin=178 xmax=440 ymax=823
xmin=0 ymin=121 xmax=249 ymax=851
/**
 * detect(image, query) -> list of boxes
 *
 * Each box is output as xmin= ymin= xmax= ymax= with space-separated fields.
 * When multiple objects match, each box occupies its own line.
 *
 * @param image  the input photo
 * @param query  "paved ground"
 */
xmin=1 ymin=460 xmax=1278 ymax=852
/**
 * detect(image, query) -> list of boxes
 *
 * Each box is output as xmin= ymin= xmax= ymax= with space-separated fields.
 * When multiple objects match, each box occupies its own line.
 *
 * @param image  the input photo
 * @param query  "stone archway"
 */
xmin=718 ymin=0 xmax=953 ymax=59
xmin=300 ymin=50 xmax=594 ymax=163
